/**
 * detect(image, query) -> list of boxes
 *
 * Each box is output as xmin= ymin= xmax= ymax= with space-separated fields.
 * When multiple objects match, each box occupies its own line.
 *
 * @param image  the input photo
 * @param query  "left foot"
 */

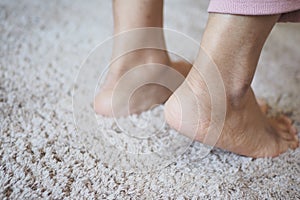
xmin=94 ymin=49 xmax=191 ymax=117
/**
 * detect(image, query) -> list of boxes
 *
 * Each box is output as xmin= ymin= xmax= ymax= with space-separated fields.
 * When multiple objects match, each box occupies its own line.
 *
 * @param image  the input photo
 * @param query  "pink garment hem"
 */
xmin=208 ymin=0 xmax=300 ymax=22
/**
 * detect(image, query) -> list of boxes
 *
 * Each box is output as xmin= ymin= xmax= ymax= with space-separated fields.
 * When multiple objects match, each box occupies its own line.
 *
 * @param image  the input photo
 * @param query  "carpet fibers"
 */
xmin=1 ymin=0 xmax=300 ymax=199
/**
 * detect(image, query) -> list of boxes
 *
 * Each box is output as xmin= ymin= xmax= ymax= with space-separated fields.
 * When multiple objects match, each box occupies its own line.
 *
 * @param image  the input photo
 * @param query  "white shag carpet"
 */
xmin=1 ymin=0 xmax=300 ymax=199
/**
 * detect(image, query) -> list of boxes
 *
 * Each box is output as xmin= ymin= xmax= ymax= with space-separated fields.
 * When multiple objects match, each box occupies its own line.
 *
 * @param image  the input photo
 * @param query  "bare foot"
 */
xmin=164 ymin=71 xmax=299 ymax=158
xmin=94 ymin=49 xmax=192 ymax=117
xmin=164 ymin=13 xmax=298 ymax=158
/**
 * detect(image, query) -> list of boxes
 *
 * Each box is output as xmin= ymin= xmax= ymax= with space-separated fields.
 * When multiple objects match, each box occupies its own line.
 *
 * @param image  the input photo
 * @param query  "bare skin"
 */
xmin=95 ymin=0 xmax=299 ymax=157
xmin=94 ymin=0 xmax=191 ymax=116
xmin=165 ymin=14 xmax=299 ymax=157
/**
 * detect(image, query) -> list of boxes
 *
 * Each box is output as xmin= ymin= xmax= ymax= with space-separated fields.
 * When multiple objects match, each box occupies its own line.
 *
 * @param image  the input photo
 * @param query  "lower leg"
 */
xmin=111 ymin=0 xmax=167 ymax=61
xmin=195 ymin=14 xmax=279 ymax=103
xmin=165 ymin=13 xmax=298 ymax=157
xmin=113 ymin=0 xmax=163 ymax=33
xmin=95 ymin=0 xmax=191 ymax=116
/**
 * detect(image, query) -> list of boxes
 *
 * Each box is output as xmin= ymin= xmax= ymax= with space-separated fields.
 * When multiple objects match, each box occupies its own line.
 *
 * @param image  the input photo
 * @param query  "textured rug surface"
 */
xmin=1 ymin=0 xmax=300 ymax=199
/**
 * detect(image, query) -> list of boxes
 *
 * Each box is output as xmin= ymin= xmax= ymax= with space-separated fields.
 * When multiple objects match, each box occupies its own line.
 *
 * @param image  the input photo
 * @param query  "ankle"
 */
xmin=112 ymin=49 xmax=170 ymax=67
xmin=112 ymin=28 xmax=167 ymax=58
xmin=225 ymin=82 xmax=252 ymax=108
xmin=186 ymin=68 xmax=252 ymax=110
xmin=226 ymin=86 xmax=252 ymax=109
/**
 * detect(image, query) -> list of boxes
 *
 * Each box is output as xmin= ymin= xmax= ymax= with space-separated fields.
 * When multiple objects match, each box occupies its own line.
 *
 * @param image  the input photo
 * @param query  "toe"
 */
xmin=276 ymin=136 xmax=299 ymax=156
xmin=290 ymin=125 xmax=298 ymax=135
xmin=269 ymin=114 xmax=298 ymax=142
xmin=288 ymin=136 xmax=299 ymax=149
xmin=270 ymin=115 xmax=293 ymax=132
xmin=278 ymin=114 xmax=292 ymax=125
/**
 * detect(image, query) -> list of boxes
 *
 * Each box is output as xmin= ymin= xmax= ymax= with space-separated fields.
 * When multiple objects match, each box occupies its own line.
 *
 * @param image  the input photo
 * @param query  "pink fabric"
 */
xmin=208 ymin=0 xmax=300 ymax=22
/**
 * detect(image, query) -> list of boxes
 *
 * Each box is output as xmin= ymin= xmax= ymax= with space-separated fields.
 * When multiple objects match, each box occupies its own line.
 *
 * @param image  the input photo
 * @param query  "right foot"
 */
xmin=165 ymin=13 xmax=298 ymax=158
xmin=165 ymin=67 xmax=299 ymax=158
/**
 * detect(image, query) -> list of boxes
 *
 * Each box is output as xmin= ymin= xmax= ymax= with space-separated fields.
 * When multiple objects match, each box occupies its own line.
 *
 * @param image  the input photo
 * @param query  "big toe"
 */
xmin=269 ymin=115 xmax=299 ymax=145
xmin=279 ymin=136 xmax=299 ymax=154
xmin=270 ymin=114 xmax=297 ymax=133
